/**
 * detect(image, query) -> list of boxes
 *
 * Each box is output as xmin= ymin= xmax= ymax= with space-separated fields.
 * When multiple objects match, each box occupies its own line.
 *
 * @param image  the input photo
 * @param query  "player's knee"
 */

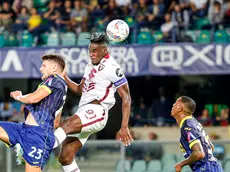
xmin=0 ymin=127 xmax=9 ymax=140
xmin=59 ymin=154 xmax=74 ymax=165
xmin=61 ymin=116 xmax=82 ymax=134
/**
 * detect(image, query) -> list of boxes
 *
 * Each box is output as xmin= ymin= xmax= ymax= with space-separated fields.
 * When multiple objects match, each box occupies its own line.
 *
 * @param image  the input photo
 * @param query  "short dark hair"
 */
xmin=180 ymin=96 xmax=196 ymax=114
xmin=214 ymin=1 xmax=221 ymax=7
xmin=89 ymin=32 xmax=109 ymax=45
xmin=42 ymin=54 xmax=65 ymax=71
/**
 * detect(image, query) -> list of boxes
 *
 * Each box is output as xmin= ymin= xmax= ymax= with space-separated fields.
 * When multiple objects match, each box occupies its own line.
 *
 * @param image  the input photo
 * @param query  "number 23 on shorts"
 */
xmin=28 ymin=146 xmax=43 ymax=160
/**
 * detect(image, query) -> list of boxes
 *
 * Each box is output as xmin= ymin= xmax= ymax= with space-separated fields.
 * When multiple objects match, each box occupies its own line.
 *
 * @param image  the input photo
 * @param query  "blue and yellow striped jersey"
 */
xmin=179 ymin=116 xmax=217 ymax=171
xmin=24 ymin=74 xmax=67 ymax=131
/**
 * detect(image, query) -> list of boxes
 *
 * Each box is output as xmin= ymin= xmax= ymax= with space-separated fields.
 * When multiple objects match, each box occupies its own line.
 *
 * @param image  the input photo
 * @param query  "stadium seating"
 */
xmin=47 ymin=31 xmax=59 ymax=46
xmin=194 ymin=18 xmax=210 ymax=30
xmin=146 ymin=160 xmax=162 ymax=172
xmin=175 ymin=153 xmax=184 ymax=162
xmin=61 ymin=32 xmax=76 ymax=46
xmin=0 ymin=34 xmax=4 ymax=47
xmin=125 ymin=16 xmax=135 ymax=28
xmin=115 ymin=160 xmax=131 ymax=172
xmin=161 ymin=154 xmax=176 ymax=172
xmin=162 ymin=161 xmax=175 ymax=172
xmin=39 ymin=33 xmax=48 ymax=46
xmin=21 ymin=31 xmax=34 ymax=47
xmin=127 ymin=32 xmax=136 ymax=44
xmin=77 ymin=32 xmax=91 ymax=46
xmin=214 ymin=30 xmax=228 ymax=43
xmin=218 ymin=160 xmax=223 ymax=168
xmin=183 ymin=30 xmax=197 ymax=43
xmin=4 ymin=33 xmax=19 ymax=47
xmin=94 ymin=18 xmax=105 ymax=32
xmin=137 ymin=32 xmax=153 ymax=44
xmin=152 ymin=31 xmax=163 ymax=43
xmin=224 ymin=160 xmax=230 ymax=171
xmin=33 ymin=0 xmax=49 ymax=8
xmin=181 ymin=165 xmax=192 ymax=172
xmin=131 ymin=160 xmax=146 ymax=172
xmin=196 ymin=30 xmax=211 ymax=44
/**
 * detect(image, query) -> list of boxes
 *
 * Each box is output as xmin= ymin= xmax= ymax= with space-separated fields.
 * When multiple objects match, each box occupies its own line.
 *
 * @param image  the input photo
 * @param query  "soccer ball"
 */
xmin=106 ymin=19 xmax=129 ymax=42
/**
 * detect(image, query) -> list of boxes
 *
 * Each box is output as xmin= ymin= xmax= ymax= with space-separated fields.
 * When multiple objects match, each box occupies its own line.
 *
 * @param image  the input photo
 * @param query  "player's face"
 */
xmin=171 ymin=98 xmax=182 ymax=117
xmin=40 ymin=60 xmax=55 ymax=80
xmin=89 ymin=43 xmax=107 ymax=65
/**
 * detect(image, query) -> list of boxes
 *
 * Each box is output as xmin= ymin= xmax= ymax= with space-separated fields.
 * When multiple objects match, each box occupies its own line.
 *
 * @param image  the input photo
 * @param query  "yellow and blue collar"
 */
xmin=179 ymin=116 xmax=193 ymax=128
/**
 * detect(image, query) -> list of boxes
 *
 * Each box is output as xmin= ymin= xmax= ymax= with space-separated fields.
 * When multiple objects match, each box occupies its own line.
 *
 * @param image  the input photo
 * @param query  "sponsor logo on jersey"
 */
xmin=116 ymin=68 xmax=123 ymax=77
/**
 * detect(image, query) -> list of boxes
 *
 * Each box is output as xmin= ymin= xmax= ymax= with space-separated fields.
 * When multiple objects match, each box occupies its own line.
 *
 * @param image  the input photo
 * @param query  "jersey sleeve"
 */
xmin=105 ymin=63 xmax=128 ymax=88
xmin=39 ymin=75 xmax=62 ymax=93
xmin=181 ymin=123 xmax=202 ymax=149
xmin=83 ymin=63 xmax=90 ymax=79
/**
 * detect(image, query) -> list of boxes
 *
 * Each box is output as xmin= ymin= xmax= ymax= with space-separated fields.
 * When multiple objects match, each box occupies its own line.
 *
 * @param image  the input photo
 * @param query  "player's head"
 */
xmin=88 ymin=32 xmax=109 ymax=65
xmin=40 ymin=54 xmax=65 ymax=80
xmin=171 ymin=96 xmax=196 ymax=118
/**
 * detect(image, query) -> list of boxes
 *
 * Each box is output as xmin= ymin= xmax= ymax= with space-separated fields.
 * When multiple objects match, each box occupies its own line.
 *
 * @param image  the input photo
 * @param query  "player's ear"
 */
xmin=178 ymin=104 xmax=183 ymax=112
xmin=52 ymin=63 xmax=58 ymax=72
xmin=178 ymin=107 xmax=182 ymax=112
xmin=103 ymin=46 xmax=108 ymax=54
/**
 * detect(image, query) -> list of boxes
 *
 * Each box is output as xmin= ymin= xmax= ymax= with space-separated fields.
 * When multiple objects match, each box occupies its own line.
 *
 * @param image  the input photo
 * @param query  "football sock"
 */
xmin=62 ymin=160 xmax=80 ymax=172
xmin=53 ymin=127 xmax=66 ymax=149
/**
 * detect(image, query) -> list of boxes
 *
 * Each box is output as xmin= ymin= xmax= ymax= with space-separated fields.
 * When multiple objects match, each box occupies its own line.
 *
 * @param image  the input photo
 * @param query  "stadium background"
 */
xmin=0 ymin=0 xmax=230 ymax=171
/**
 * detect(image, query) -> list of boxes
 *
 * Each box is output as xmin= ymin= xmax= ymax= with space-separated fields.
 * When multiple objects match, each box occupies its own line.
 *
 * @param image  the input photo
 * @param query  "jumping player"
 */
xmin=171 ymin=96 xmax=223 ymax=172
xmin=52 ymin=32 xmax=133 ymax=172
xmin=0 ymin=54 xmax=67 ymax=172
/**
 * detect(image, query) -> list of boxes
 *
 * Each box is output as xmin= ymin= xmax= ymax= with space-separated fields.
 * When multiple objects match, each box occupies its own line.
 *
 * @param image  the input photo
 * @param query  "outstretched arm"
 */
xmin=117 ymin=83 xmax=133 ymax=146
xmin=10 ymin=87 xmax=51 ymax=104
xmin=175 ymin=141 xmax=205 ymax=172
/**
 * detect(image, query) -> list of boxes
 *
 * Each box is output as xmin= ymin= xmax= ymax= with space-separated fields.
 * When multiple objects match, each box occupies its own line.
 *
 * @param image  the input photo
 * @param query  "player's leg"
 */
xmin=0 ymin=126 xmax=10 ymax=145
xmin=58 ymin=137 xmax=82 ymax=172
xmin=53 ymin=115 xmax=82 ymax=148
xmin=0 ymin=121 xmax=21 ymax=146
xmin=25 ymin=163 xmax=41 ymax=172
xmin=53 ymin=104 xmax=108 ymax=148
xmin=15 ymin=124 xmax=55 ymax=172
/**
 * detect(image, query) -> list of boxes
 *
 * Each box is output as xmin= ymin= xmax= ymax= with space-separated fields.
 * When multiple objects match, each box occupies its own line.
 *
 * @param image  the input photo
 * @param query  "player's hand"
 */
xmin=10 ymin=90 xmax=22 ymax=101
xmin=61 ymin=67 xmax=67 ymax=78
xmin=118 ymin=126 xmax=133 ymax=146
xmin=174 ymin=162 xmax=183 ymax=172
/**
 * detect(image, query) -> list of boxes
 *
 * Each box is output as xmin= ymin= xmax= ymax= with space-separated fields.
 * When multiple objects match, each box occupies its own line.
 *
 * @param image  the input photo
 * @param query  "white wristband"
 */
xmin=16 ymin=95 xmax=21 ymax=101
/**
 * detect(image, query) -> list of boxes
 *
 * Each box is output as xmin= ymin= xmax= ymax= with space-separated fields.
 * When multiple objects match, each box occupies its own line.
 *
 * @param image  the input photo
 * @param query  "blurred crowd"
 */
xmin=1 ymin=0 xmax=230 ymax=45
xmin=129 ymin=86 xmax=230 ymax=127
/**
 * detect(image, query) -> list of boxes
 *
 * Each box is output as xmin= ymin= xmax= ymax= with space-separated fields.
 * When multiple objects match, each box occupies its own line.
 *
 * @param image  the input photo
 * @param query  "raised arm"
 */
xmin=64 ymin=74 xmax=85 ymax=95
xmin=117 ymin=83 xmax=133 ymax=146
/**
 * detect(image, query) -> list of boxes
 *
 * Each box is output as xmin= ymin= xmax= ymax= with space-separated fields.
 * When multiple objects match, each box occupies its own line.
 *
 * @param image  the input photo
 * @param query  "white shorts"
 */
xmin=68 ymin=104 xmax=108 ymax=145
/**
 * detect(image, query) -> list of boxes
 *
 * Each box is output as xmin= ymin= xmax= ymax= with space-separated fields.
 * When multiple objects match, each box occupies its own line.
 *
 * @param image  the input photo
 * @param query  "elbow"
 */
xmin=195 ymin=152 xmax=205 ymax=160
xmin=27 ymin=97 xmax=40 ymax=104
xmin=126 ymin=95 xmax=132 ymax=106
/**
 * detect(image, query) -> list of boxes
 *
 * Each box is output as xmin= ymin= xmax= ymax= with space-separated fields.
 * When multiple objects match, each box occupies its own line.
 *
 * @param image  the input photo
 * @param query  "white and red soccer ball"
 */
xmin=106 ymin=19 xmax=130 ymax=42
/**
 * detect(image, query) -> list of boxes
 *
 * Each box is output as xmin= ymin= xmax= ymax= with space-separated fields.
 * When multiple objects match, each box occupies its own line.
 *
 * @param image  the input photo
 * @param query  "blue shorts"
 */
xmin=0 ymin=121 xmax=55 ymax=169
xmin=193 ymin=161 xmax=223 ymax=172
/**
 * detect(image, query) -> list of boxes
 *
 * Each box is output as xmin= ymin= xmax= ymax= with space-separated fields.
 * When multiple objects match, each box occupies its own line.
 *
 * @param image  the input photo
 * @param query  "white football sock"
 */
xmin=53 ymin=127 xmax=66 ymax=149
xmin=62 ymin=160 xmax=80 ymax=172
